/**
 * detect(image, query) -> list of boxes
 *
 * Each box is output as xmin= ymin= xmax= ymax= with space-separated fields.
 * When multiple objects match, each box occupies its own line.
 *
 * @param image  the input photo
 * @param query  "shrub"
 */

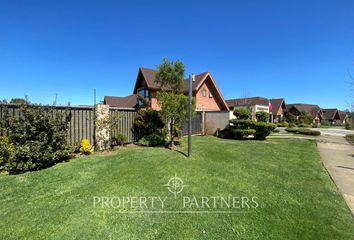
xmin=256 ymin=112 xmax=269 ymax=122
xmin=233 ymin=108 xmax=252 ymax=120
xmin=134 ymin=109 xmax=165 ymax=144
xmin=285 ymin=128 xmax=320 ymax=136
xmin=299 ymin=111 xmax=312 ymax=124
xmin=298 ymin=123 xmax=310 ymax=128
xmin=229 ymin=119 xmax=255 ymax=129
xmin=1 ymin=104 xmax=70 ymax=173
xmin=138 ymin=132 xmax=165 ymax=146
xmin=288 ymin=123 xmax=296 ymax=128
xmin=80 ymin=139 xmax=94 ymax=155
xmin=254 ymin=122 xmax=276 ymax=140
xmin=230 ymin=129 xmax=256 ymax=139
xmin=297 ymin=128 xmax=321 ymax=136
xmin=345 ymin=134 xmax=354 ymax=144
xmin=284 ymin=112 xmax=296 ymax=123
xmin=0 ymin=136 xmax=13 ymax=167
xmin=272 ymin=129 xmax=280 ymax=133
xmin=345 ymin=119 xmax=352 ymax=130
xmin=285 ymin=127 xmax=298 ymax=133
xmin=112 ymin=133 xmax=127 ymax=147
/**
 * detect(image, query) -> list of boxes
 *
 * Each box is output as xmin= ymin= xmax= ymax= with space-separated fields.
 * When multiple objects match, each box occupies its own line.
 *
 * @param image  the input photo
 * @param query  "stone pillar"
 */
xmin=95 ymin=104 xmax=111 ymax=151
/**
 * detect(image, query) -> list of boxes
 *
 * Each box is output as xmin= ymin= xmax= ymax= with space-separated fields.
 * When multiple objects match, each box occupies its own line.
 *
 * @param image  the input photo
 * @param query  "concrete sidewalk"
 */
xmin=317 ymin=136 xmax=354 ymax=216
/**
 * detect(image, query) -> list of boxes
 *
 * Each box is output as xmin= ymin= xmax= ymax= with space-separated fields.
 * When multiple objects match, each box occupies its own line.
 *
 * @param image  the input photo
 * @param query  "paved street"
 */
xmin=315 ymin=127 xmax=354 ymax=137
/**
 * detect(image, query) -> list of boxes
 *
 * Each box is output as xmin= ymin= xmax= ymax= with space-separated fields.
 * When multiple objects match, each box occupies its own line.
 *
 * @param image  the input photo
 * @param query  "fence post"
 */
xmin=95 ymin=104 xmax=111 ymax=151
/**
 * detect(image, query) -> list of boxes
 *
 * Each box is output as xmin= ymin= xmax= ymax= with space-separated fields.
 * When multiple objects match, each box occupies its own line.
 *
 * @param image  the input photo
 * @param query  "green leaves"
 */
xmin=154 ymin=58 xmax=185 ymax=93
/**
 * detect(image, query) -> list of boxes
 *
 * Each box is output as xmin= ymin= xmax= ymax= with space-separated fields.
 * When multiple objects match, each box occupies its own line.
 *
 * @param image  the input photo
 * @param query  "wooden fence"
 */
xmin=0 ymin=104 xmax=203 ymax=146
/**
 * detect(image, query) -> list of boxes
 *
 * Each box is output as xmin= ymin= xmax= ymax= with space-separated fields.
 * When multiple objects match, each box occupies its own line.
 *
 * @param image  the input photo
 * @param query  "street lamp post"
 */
xmin=188 ymin=74 xmax=194 ymax=157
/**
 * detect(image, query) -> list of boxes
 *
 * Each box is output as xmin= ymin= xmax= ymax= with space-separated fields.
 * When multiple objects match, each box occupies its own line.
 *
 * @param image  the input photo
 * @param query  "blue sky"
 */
xmin=0 ymin=0 xmax=353 ymax=109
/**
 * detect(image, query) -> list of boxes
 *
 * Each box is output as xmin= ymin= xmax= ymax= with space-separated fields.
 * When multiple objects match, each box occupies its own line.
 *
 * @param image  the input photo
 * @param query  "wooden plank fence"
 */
xmin=0 ymin=104 xmax=203 ymax=146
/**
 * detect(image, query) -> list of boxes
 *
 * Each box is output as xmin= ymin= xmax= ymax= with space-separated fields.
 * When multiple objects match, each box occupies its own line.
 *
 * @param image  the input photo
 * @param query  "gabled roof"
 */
xmin=134 ymin=67 xmax=229 ymax=111
xmin=270 ymin=98 xmax=286 ymax=115
xmin=135 ymin=67 xmax=209 ymax=93
xmin=104 ymin=95 xmax=137 ymax=108
xmin=338 ymin=111 xmax=348 ymax=122
xmin=286 ymin=103 xmax=322 ymax=119
xmin=322 ymin=108 xmax=340 ymax=121
xmin=226 ymin=97 xmax=269 ymax=108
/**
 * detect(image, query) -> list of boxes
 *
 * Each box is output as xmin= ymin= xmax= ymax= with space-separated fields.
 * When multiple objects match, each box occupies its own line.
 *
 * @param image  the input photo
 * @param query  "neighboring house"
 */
xmin=226 ymin=97 xmax=269 ymax=120
xmin=285 ymin=104 xmax=323 ymax=123
xmin=338 ymin=110 xmax=349 ymax=124
xmin=270 ymin=98 xmax=286 ymax=123
xmin=104 ymin=67 xmax=229 ymax=112
xmin=322 ymin=108 xmax=341 ymax=123
xmin=104 ymin=95 xmax=138 ymax=108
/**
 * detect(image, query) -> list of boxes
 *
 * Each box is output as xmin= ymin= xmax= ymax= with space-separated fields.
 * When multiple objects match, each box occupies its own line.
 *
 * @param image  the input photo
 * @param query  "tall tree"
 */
xmin=155 ymin=59 xmax=190 ymax=149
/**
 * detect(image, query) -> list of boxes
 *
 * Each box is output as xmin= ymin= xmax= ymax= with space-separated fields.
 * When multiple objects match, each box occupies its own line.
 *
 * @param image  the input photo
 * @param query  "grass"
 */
xmin=0 ymin=136 xmax=353 ymax=239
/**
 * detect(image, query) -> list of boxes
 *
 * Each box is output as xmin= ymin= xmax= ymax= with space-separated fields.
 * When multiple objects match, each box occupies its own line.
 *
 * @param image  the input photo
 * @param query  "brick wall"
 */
xmin=195 ymin=82 xmax=221 ymax=111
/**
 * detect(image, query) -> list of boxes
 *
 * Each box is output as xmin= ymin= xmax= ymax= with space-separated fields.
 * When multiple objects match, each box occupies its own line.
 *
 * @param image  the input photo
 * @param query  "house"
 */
xmin=322 ymin=108 xmax=341 ymax=123
xmin=270 ymin=98 xmax=286 ymax=123
xmin=104 ymin=95 xmax=138 ymax=108
xmin=285 ymin=104 xmax=323 ymax=123
xmin=104 ymin=67 xmax=229 ymax=112
xmin=338 ymin=110 xmax=349 ymax=124
xmin=226 ymin=97 xmax=269 ymax=120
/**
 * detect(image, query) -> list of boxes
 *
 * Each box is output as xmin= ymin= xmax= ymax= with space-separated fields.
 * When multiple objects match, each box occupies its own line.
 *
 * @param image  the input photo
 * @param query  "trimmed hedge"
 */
xmin=254 ymin=122 xmax=276 ymax=140
xmin=230 ymin=129 xmax=256 ymax=140
xmin=285 ymin=128 xmax=321 ymax=136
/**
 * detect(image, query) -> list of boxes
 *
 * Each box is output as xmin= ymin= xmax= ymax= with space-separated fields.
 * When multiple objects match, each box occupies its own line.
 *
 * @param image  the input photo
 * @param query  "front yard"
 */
xmin=0 ymin=136 xmax=353 ymax=239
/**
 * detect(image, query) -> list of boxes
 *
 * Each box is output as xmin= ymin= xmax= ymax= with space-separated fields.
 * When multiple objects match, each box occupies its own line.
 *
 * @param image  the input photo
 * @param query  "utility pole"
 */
xmin=188 ymin=74 xmax=194 ymax=157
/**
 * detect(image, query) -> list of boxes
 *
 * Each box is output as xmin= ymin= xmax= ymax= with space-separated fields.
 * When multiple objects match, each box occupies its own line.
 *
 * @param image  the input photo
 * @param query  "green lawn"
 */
xmin=0 ymin=136 xmax=353 ymax=239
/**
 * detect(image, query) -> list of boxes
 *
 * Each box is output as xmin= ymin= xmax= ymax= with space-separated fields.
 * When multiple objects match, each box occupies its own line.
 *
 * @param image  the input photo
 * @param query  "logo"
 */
xmin=164 ymin=174 xmax=187 ymax=198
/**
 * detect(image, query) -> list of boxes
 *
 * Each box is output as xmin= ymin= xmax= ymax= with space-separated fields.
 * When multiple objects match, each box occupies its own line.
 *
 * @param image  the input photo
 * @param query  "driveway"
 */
xmin=317 ymin=135 xmax=354 ymax=216
xmin=315 ymin=127 xmax=354 ymax=137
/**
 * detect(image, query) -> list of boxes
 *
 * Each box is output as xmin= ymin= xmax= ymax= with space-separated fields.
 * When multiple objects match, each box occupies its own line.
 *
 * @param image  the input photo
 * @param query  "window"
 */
xmin=209 ymin=92 xmax=213 ymax=98
xmin=202 ymin=89 xmax=206 ymax=97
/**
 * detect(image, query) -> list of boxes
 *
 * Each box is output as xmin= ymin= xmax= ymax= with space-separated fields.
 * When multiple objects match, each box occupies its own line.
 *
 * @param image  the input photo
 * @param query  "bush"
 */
xmin=112 ymin=133 xmax=127 ymax=147
xmin=230 ymin=129 xmax=256 ymax=139
xmin=1 ymin=104 xmax=70 ymax=173
xmin=285 ymin=127 xmax=298 ymax=133
xmin=288 ymin=123 xmax=296 ymax=128
xmin=298 ymin=123 xmax=311 ymax=128
xmin=254 ymin=122 xmax=276 ymax=140
xmin=272 ymin=129 xmax=280 ymax=133
xmin=285 ymin=128 xmax=320 ymax=136
xmin=345 ymin=134 xmax=354 ymax=144
xmin=134 ymin=109 xmax=166 ymax=145
xmin=0 ymin=136 xmax=13 ymax=167
xmin=80 ymin=139 xmax=94 ymax=155
xmin=233 ymin=108 xmax=252 ymax=120
xmin=282 ymin=121 xmax=289 ymax=127
xmin=297 ymin=128 xmax=321 ymax=136
xmin=138 ymin=132 xmax=165 ymax=146
xmin=256 ymin=112 xmax=269 ymax=122
xmin=229 ymin=119 xmax=255 ymax=129
xmin=345 ymin=119 xmax=352 ymax=130
xmin=134 ymin=109 xmax=164 ymax=137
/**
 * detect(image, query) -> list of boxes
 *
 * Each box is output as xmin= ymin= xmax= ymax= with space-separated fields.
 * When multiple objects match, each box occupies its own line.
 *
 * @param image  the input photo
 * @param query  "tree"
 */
xmin=155 ymin=59 xmax=190 ymax=149
xmin=10 ymin=97 xmax=28 ymax=105
xmin=284 ymin=112 xmax=296 ymax=123
xmin=299 ymin=111 xmax=312 ymax=124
